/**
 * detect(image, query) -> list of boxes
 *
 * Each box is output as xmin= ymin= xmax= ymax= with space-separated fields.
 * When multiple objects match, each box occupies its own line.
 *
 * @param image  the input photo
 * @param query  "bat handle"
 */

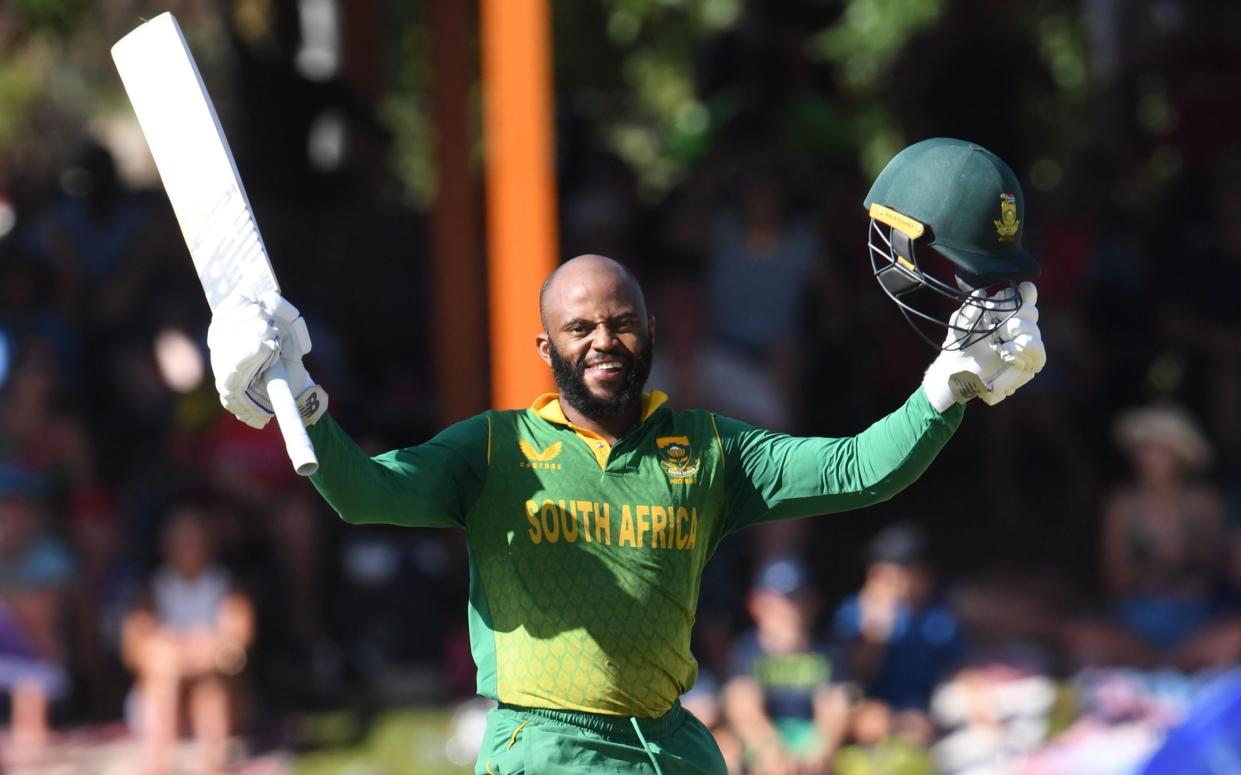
xmin=264 ymin=361 xmax=319 ymax=476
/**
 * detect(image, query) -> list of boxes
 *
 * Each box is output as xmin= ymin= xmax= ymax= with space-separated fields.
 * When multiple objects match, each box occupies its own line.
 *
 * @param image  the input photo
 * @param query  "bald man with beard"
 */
xmin=206 ymin=249 xmax=1043 ymax=773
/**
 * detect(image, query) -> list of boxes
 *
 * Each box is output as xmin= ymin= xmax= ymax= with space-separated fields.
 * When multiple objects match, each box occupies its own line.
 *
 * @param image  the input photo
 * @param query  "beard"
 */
xmin=548 ymin=333 xmax=654 ymax=420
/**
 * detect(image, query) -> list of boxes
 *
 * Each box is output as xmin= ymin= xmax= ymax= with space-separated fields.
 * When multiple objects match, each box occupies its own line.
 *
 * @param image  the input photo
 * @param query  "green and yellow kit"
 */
xmin=308 ymin=388 xmax=962 ymax=773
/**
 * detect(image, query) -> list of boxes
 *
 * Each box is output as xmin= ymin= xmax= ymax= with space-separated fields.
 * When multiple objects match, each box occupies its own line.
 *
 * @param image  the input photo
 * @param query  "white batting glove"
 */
xmin=206 ymin=292 xmax=328 ymax=428
xmin=978 ymin=282 xmax=1045 ymax=404
xmin=922 ymin=281 xmax=1045 ymax=410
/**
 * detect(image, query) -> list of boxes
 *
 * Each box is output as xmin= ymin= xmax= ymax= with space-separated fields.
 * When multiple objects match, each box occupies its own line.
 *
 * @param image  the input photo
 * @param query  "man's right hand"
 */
xmin=206 ymin=292 xmax=328 ymax=429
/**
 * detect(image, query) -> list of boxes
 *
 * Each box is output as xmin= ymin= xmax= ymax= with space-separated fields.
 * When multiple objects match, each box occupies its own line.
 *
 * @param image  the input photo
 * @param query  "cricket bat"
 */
xmin=111 ymin=13 xmax=318 ymax=476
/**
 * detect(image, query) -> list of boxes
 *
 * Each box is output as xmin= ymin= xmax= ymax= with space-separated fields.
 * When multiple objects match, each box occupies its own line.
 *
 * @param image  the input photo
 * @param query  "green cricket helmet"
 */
xmin=864 ymin=138 xmax=1041 ymax=350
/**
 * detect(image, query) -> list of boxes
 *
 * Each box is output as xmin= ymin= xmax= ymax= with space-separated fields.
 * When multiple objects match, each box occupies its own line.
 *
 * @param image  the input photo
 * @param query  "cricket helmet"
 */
xmin=864 ymin=138 xmax=1040 ymax=350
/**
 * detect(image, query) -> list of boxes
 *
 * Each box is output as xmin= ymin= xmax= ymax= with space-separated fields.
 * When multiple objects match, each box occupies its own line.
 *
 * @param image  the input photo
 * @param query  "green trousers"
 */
xmin=476 ymin=702 xmax=728 ymax=774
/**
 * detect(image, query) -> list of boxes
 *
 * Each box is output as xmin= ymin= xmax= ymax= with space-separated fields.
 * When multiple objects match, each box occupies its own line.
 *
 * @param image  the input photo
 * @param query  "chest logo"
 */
xmin=519 ymin=440 xmax=563 ymax=469
xmin=656 ymin=436 xmax=700 ymax=484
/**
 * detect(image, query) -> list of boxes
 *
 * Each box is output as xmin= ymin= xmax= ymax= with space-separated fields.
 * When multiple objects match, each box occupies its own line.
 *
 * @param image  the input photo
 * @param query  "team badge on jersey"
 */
xmin=519 ymin=440 xmax=563 ymax=469
xmin=994 ymin=193 xmax=1019 ymax=241
xmin=656 ymin=436 xmax=700 ymax=484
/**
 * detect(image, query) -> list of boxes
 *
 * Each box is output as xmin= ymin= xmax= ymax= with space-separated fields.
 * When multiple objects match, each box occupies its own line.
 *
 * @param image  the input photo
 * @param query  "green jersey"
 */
xmin=308 ymin=388 xmax=962 ymax=718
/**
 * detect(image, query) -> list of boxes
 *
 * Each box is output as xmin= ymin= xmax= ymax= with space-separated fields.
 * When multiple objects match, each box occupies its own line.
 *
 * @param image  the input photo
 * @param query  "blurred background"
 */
xmin=2 ymin=0 xmax=1241 ymax=772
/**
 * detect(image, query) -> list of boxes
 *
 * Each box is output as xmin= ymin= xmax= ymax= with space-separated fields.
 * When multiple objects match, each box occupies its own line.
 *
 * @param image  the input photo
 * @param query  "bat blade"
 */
xmin=112 ymin=13 xmax=275 ymax=310
xmin=112 ymin=12 xmax=318 ymax=476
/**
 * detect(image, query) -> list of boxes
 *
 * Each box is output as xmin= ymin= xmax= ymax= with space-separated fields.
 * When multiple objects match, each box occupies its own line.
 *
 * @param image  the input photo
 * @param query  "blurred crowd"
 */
xmin=2 ymin=0 xmax=1241 ymax=772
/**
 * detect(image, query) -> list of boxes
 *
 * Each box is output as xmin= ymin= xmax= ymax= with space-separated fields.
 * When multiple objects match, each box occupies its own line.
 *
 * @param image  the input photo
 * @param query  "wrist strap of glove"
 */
xmin=923 ymin=366 xmax=986 ymax=411
xmin=294 ymin=384 xmax=328 ymax=426
xmin=947 ymin=371 xmax=985 ymax=404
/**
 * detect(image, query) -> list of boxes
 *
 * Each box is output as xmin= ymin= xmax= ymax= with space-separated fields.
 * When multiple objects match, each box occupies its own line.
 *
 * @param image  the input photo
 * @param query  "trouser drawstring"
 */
xmin=630 ymin=716 xmax=665 ymax=775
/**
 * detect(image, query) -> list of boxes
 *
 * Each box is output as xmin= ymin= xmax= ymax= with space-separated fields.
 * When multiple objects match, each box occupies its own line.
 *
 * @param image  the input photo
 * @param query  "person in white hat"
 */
xmin=1079 ymin=404 xmax=1239 ymax=669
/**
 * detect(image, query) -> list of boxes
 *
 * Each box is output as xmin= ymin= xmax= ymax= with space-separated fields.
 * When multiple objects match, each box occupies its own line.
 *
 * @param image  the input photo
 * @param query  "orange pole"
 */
xmin=430 ymin=0 xmax=488 ymax=423
xmin=481 ymin=0 xmax=558 ymax=409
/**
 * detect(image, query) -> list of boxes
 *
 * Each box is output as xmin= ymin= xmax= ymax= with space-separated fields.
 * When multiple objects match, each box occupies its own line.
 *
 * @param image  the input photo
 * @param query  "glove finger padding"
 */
xmin=923 ymin=282 xmax=1045 ymax=410
xmin=943 ymin=289 xmax=989 ymax=349
xmin=1017 ymin=280 xmax=1038 ymax=307
xmin=997 ymin=315 xmax=1039 ymax=341
xmin=996 ymin=319 xmax=1046 ymax=372
xmin=250 ymin=291 xmax=315 ymax=394
xmin=982 ymin=283 xmax=1038 ymax=326
xmin=986 ymin=281 xmax=1037 ymax=309
xmin=925 ymin=290 xmax=1006 ymax=410
xmin=979 ymin=363 xmax=1038 ymax=406
xmin=998 ymin=337 xmax=1046 ymax=374
xmin=207 ymin=292 xmax=328 ymax=429
xmin=207 ymin=302 xmax=280 ymax=384
xmin=207 ymin=298 xmax=281 ymax=429
xmin=261 ymin=290 xmax=302 ymax=326
xmin=977 ymin=282 xmax=1044 ymax=405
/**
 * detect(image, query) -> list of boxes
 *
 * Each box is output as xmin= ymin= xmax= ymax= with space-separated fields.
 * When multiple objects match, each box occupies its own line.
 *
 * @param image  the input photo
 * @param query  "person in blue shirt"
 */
xmin=832 ymin=522 xmax=965 ymax=715
xmin=724 ymin=556 xmax=851 ymax=774
xmin=0 ymin=466 xmax=74 ymax=758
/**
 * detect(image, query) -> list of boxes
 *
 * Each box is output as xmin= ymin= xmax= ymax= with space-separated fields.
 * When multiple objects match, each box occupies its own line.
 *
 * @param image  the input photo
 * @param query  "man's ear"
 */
xmin=648 ymin=315 xmax=656 ymax=339
xmin=536 ymin=331 xmax=551 ymax=366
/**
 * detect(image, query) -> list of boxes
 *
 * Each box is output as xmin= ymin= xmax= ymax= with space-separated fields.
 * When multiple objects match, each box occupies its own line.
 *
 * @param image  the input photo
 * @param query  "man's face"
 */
xmin=749 ymin=588 xmax=816 ymax=640
xmin=548 ymin=330 xmax=653 ymax=419
xmin=164 ymin=511 xmax=211 ymax=578
xmin=538 ymin=265 xmax=654 ymax=419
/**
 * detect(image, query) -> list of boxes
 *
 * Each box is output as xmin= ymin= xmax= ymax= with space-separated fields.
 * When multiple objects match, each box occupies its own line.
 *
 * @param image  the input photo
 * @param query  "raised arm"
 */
xmin=716 ymin=275 xmax=1046 ymax=534
xmin=206 ymin=292 xmax=489 ymax=528
xmin=717 ymin=389 xmax=962 ymax=534
xmin=307 ymin=413 xmax=490 ymax=528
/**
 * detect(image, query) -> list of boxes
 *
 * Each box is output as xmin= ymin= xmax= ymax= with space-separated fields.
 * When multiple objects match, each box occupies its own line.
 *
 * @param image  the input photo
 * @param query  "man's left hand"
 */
xmin=977 ymin=281 xmax=1045 ymax=403
xmin=923 ymin=281 xmax=1045 ymax=410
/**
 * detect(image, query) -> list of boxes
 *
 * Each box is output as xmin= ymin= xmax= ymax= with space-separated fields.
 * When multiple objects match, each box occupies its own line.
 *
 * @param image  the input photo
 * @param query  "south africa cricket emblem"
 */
xmin=994 ymin=193 xmax=1019 ymax=241
xmin=656 ymin=436 xmax=700 ymax=484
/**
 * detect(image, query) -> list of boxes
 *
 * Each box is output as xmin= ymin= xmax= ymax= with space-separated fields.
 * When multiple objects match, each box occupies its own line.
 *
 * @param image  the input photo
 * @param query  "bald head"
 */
xmin=539 ymin=254 xmax=647 ymax=330
xmin=535 ymin=254 xmax=655 ymax=426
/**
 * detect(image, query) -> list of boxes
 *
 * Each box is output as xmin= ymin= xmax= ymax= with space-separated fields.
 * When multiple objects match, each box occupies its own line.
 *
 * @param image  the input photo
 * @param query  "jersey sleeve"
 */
xmin=307 ymin=412 xmax=490 ymax=528
xmin=716 ymin=388 xmax=963 ymax=533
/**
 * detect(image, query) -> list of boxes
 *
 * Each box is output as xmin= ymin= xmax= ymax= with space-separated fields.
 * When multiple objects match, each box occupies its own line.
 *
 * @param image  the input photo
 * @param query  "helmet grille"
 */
xmin=868 ymin=218 xmax=1022 ymax=351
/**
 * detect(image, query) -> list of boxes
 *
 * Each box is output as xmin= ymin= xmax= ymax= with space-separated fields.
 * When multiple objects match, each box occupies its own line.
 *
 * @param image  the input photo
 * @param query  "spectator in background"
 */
xmin=1019 ymin=668 xmax=1191 ymax=775
xmin=723 ymin=556 xmax=850 ymax=774
xmin=0 ymin=337 xmax=95 ymax=492
xmin=833 ymin=522 xmax=965 ymax=737
xmin=931 ymin=570 xmax=1071 ymax=773
xmin=65 ymin=485 xmax=141 ymax=721
xmin=0 ymin=243 xmax=77 ymax=390
xmin=0 ymin=465 xmax=74 ymax=761
xmin=1165 ymin=155 xmax=1241 ymax=465
xmin=1069 ymin=403 xmax=1241 ymax=670
xmin=122 ymin=505 xmax=254 ymax=775
xmin=1107 ymin=405 xmax=1221 ymax=652
xmin=251 ymin=488 xmax=341 ymax=709
xmin=704 ymin=160 xmax=824 ymax=562
xmin=34 ymin=140 xmax=156 ymax=330
xmin=683 ymin=669 xmax=744 ymax=775
xmin=705 ymin=159 xmax=822 ymax=433
xmin=833 ymin=698 xmax=934 ymax=775
xmin=928 ymin=655 xmax=1059 ymax=774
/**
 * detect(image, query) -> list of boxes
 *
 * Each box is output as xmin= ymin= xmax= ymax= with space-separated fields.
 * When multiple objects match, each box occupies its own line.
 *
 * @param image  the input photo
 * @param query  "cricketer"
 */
xmin=206 ymin=138 xmax=1046 ymax=774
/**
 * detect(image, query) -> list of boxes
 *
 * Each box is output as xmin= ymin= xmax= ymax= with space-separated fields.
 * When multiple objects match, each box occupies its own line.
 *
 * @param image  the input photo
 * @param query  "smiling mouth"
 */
xmin=584 ymin=359 xmax=627 ymax=376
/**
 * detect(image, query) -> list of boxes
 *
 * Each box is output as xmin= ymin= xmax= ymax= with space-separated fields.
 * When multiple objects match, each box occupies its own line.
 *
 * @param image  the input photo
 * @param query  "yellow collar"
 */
xmin=531 ymin=390 xmax=668 ymax=427
xmin=530 ymin=390 xmax=667 ymax=469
